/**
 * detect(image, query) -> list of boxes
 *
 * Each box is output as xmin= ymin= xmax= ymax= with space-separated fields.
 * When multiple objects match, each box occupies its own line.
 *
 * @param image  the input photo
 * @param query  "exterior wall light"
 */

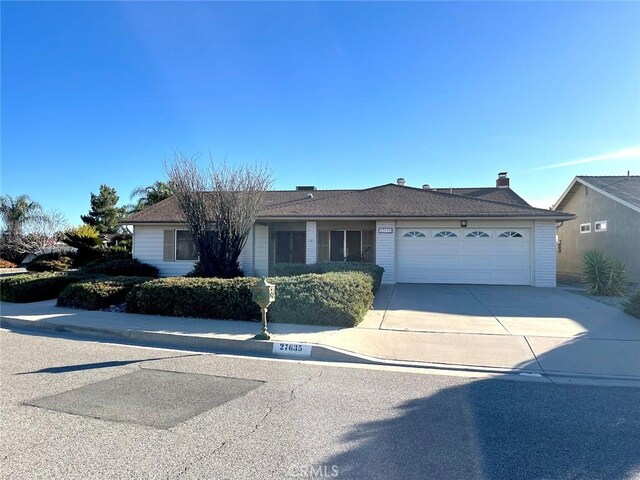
xmin=460 ymin=220 xmax=467 ymax=228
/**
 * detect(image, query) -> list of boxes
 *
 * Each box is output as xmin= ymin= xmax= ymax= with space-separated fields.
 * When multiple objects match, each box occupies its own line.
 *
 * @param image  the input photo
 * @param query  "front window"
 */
xmin=595 ymin=221 xmax=607 ymax=232
xmin=580 ymin=223 xmax=591 ymax=234
xmin=275 ymin=231 xmax=306 ymax=264
xmin=330 ymin=230 xmax=362 ymax=262
xmin=176 ymin=230 xmax=197 ymax=260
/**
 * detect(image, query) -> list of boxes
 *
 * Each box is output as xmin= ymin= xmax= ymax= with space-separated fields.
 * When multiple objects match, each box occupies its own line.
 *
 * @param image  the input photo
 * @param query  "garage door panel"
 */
xmin=397 ymin=228 xmax=531 ymax=285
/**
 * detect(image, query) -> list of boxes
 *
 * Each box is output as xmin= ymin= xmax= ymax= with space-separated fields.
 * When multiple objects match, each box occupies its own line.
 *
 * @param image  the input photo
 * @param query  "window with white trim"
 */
xmin=176 ymin=230 xmax=198 ymax=260
xmin=433 ymin=230 xmax=457 ymax=238
xmin=402 ymin=231 xmax=426 ymax=238
xmin=580 ymin=223 xmax=591 ymax=234
xmin=499 ymin=231 xmax=523 ymax=238
xmin=595 ymin=221 xmax=607 ymax=232
xmin=466 ymin=231 xmax=490 ymax=238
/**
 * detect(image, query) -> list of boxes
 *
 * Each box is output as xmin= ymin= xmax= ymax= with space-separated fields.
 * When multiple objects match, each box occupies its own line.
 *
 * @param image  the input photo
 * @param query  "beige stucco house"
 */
xmin=553 ymin=175 xmax=640 ymax=283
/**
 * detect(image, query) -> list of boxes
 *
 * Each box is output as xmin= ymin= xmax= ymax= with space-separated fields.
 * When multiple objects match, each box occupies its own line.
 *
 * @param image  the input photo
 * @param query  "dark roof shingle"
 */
xmin=578 ymin=176 xmax=640 ymax=209
xmin=124 ymin=183 xmax=573 ymax=224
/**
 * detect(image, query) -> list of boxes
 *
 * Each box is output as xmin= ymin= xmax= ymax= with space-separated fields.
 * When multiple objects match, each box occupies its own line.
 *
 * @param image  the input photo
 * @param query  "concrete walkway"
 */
xmin=2 ymin=286 xmax=640 ymax=384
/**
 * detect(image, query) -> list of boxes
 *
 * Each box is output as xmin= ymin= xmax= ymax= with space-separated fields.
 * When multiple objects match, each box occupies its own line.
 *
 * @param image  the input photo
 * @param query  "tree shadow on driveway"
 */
xmin=324 ymin=337 xmax=640 ymax=480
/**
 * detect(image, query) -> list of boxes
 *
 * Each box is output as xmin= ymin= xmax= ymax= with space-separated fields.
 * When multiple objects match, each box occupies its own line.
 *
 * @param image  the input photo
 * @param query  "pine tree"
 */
xmin=81 ymin=185 xmax=126 ymax=234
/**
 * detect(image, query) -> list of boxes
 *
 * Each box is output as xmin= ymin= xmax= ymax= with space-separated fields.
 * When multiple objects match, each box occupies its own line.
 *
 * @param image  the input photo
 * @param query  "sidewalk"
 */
xmin=2 ymin=299 xmax=640 ymax=385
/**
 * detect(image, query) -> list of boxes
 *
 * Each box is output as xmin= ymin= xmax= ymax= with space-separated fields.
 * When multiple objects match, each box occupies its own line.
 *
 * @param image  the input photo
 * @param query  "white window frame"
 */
xmin=595 ymin=221 xmax=607 ymax=232
xmin=498 ymin=231 xmax=523 ymax=238
xmin=402 ymin=230 xmax=427 ymax=238
xmin=329 ymin=230 xmax=362 ymax=262
xmin=175 ymin=229 xmax=198 ymax=261
xmin=580 ymin=223 xmax=591 ymax=234
xmin=434 ymin=230 xmax=458 ymax=238
xmin=465 ymin=230 xmax=490 ymax=238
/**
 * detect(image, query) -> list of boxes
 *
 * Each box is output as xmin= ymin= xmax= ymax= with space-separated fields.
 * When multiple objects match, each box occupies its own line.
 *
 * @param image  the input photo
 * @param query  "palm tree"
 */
xmin=0 ymin=194 xmax=42 ymax=235
xmin=129 ymin=181 xmax=174 ymax=212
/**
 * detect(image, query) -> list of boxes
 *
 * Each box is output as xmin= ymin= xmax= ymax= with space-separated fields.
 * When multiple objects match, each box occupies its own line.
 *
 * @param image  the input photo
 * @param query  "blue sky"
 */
xmin=2 ymin=1 xmax=639 ymax=224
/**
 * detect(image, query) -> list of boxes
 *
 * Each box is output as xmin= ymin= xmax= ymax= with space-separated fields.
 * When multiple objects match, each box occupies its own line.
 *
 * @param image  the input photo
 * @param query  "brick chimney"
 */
xmin=496 ymin=172 xmax=510 ymax=188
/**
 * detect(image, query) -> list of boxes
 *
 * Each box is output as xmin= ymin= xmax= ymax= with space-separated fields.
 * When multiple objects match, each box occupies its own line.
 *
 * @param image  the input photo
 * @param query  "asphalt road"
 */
xmin=1 ymin=329 xmax=640 ymax=480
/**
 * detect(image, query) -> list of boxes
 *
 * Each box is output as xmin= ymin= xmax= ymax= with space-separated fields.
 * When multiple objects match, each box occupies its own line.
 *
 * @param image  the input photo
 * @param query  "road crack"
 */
xmin=174 ymin=370 xmax=322 ymax=478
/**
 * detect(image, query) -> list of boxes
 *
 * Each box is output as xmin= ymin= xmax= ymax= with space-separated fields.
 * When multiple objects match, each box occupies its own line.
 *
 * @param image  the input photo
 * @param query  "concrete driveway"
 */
xmin=361 ymin=284 xmax=640 ymax=341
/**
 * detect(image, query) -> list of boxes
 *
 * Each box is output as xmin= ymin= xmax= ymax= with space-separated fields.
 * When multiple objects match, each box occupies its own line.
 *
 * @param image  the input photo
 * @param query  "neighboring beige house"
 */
xmin=553 ymin=175 xmax=640 ymax=284
xmin=125 ymin=173 xmax=574 ymax=287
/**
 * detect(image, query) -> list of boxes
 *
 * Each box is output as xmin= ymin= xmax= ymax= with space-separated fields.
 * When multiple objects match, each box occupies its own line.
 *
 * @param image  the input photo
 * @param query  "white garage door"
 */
xmin=397 ymin=228 xmax=531 ymax=285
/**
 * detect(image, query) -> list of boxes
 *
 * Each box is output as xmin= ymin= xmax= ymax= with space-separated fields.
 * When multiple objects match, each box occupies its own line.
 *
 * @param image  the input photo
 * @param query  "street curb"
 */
xmin=4 ymin=316 xmax=640 ymax=385
xmin=0 ymin=316 xmax=375 ymax=366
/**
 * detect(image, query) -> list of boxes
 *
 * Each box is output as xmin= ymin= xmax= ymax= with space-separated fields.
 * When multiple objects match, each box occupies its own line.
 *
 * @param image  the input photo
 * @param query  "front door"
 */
xmin=330 ymin=230 xmax=362 ymax=262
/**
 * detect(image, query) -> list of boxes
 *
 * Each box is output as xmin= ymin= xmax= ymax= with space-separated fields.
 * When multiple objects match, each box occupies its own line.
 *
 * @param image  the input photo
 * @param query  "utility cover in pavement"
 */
xmin=25 ymin=369 xmax=263 ymax=428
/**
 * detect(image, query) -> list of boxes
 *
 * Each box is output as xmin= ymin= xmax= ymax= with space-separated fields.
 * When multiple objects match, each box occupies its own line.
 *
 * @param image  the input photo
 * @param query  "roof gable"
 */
xmin=554 ymin=176 xmax=640 ymax=213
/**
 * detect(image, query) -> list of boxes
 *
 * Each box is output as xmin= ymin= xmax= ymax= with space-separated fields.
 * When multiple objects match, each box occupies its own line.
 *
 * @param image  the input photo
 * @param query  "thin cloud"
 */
xmin=526 ymin=145 xmax=640 ymax=172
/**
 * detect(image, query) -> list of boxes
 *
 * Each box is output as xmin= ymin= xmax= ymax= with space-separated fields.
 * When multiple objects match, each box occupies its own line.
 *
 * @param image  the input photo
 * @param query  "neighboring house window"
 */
xmin=403 ymin=231 xmax=426 ymax=238
xmin=434 ymin=230 xmax=457 ymax=238
xmin=176 ymin=230 xmax=197 ymax=260
xmin=466 ymin=231 xmax=490 ymax=238
xmin=580 ymin=223 xmax=591 ymax=234
xmin=595 ymin=221 xmax=607 ymax=232
xmin=498 ymin=231 xmax=523 ymax=238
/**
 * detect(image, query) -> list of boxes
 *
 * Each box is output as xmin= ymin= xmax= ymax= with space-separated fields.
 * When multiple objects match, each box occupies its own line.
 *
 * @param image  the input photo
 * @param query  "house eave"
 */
xmin=124 ymin=213 xmax=574 ymax=225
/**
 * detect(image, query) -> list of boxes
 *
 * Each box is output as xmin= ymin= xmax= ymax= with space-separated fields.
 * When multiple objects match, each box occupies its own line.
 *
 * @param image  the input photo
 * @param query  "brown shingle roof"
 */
xmin=124 ymin=184 xmax=573 ymax=224
xmin=432 ymin=187 xmax=531 ymax=207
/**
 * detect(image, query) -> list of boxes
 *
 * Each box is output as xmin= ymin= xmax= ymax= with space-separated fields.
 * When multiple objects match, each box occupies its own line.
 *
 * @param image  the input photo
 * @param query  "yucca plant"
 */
xmin=582 ymin=249 xmax=627 ymax=297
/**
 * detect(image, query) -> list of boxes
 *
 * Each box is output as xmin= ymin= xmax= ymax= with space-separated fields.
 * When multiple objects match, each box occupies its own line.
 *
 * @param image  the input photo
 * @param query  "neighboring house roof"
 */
xmin=553 ymin=175 xmax=640 ymax=213
xmin=124 ymin=183 xmax=573 ymax=224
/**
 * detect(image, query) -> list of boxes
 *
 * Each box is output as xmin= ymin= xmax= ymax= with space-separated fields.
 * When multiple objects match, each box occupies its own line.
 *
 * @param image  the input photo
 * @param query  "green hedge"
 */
xmin=82 ymin=257 xmax=159 ymax=277
xmin=269 ymin=272 xmax=373 ymax=327
xmin=57 ymin=276 xmax=152 ymax=310
xmin=0 ymin=272 xmax=86 ymax=303
xmin=26 ymin=253 xmax=75 ymax=272
xmin=126 ymin=272 xmax=373 ymax=327
xmin=126 ymin=277 xmax=260 ymax=320
xmin=624 ymin=290 xmax=640 ymax=319
xmin=270 ymin=262 xmax=384 ymax=294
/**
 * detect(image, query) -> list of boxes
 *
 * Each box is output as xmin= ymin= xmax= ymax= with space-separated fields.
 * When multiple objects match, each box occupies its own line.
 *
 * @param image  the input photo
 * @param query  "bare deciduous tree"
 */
xmin=1 ymin=209 xmax=70 ymax=257
xmin=165 ymin=152 xmax=273 ymax=278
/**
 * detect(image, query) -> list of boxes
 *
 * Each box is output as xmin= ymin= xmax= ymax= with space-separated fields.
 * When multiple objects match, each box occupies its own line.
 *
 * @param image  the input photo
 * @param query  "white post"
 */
xmin=375 ymin=220 xmax=396 ymax=284
xmin=306 ymin=221 xmax=317 ymax=264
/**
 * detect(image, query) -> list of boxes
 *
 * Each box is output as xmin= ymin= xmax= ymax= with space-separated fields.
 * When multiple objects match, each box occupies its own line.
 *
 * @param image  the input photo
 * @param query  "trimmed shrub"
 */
xmin=26 ymin=252 xmax=74 ymax=272
xmin=0 ymin=272 xmax=86 ymax=303
xmin=624 ymin=290 xmax=640 ymax=319
xmin=127 ymin=272 xmax=373 ymax=327
xmin=269 ymin=272 xmax=373 ymax=327
xmin=582 ymin=249 xmax=627 ymax=297
xmin=126 ymin=277 xmax=260 ymax=320
xmin=57 ymin=276 xmax=152 ymax=310
xmin=82 ymin=257 xmax=159 ymax=277
xmin=0 ymin=258 xmax=17 ymax=268
xmin=270 ymin=262 xmax=384 ymax=294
